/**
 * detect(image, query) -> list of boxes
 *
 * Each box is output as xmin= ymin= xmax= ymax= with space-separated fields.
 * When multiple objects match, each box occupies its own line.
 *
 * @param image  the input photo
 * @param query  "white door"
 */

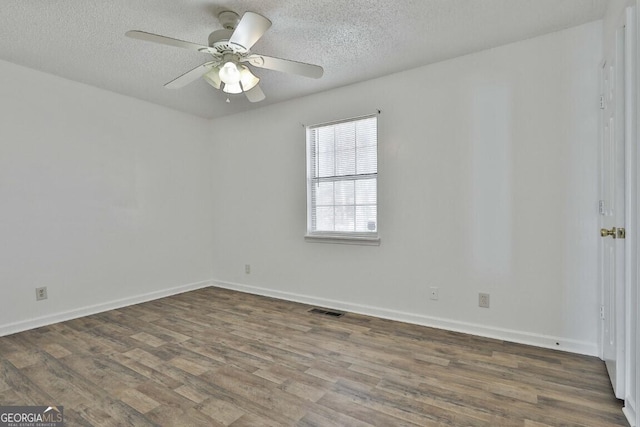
xmin=600 ymin=26 xmax=627 ymax=400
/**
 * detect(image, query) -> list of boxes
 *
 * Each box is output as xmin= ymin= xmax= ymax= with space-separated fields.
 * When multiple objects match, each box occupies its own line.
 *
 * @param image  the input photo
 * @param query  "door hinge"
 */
xmin=600 ymin=95 xmax=605 ymax=109
xmin=600 ymin=305 xmax=605 ymax=319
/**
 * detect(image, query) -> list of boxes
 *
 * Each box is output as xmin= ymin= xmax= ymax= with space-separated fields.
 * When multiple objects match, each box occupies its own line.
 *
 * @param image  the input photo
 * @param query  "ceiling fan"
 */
xmin=126 ymin=11 xmax=323 ymax=103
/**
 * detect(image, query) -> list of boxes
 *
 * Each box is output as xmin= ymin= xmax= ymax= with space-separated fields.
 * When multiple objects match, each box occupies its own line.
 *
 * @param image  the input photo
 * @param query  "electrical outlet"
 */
xmin=429 ymin=287 xmax=439 ymax=301
xmin=245 ymin=264 xmax=251 ymax=274
xmin=36 ymin=286 xmax=48 ymax=301
xmin=479 ymin=293 xmax=490 ymax=308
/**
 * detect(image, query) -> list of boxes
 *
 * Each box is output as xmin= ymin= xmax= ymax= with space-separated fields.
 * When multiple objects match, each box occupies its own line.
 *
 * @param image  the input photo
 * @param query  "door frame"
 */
xmin=623 ymin=3 xmax=639 ymax=424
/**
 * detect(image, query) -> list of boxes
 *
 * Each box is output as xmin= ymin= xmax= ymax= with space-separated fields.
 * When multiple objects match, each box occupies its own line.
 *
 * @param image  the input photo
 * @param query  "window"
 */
xmin=306 ymin=114 xmax=378 ymax=244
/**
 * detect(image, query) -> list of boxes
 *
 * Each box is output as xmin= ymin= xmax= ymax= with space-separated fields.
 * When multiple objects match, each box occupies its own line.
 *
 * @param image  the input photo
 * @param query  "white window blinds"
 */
xmin=306 ymin=114 xmax=378 ymax=239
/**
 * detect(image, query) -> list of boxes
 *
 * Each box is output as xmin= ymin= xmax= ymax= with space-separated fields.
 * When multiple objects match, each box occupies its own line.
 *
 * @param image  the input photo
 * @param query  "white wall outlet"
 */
xmin=36 ymin=286 xmax=48 ymax=301
xmin=429 ymin=286 xmax=439 ymax=300
xmin=245 ymin=264 xmax=251 ymax=274
xmin=479 ymin=293 xmax=490 ymax=308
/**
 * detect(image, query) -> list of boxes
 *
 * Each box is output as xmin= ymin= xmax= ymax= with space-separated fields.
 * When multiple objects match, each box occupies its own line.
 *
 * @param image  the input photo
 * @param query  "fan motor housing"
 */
xmin=208 ymin=29 xmax=247 ymax=55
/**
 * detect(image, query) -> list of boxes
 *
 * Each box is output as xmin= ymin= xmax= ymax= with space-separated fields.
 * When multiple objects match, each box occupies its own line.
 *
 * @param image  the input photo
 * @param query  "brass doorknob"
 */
xmin=601 ymin=227 xmax=617 ymax=238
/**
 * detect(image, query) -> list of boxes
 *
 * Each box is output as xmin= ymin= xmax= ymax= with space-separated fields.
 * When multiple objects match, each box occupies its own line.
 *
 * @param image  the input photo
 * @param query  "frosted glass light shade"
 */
xmin=203 ymin=67 xmax=221 ymax=89
xmin=219 ymin=61 xmax=241 ymax=85
xmin=239 ymin=65 xmax=259 ymax=91
xmin=222 ymin=82 xmax=243 ymax=94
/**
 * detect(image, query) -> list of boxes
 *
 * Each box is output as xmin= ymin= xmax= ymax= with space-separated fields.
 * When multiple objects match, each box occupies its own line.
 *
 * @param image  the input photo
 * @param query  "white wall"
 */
xmin=0 ymin=60 xmax=214 ymax=334
xmin=209 ymin=21 xmax=603 ymax=355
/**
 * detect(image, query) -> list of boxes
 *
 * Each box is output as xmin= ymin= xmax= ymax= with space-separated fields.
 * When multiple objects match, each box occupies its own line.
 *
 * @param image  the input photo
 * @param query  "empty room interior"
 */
xmin=1 ymin=0 xmax=639 ymax=426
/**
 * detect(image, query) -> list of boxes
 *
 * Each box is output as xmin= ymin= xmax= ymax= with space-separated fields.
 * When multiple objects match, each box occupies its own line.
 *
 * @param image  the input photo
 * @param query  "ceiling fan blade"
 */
xmin=126 ymin=30 xmax=213 ymax=54
xmin=244 ymin=84 xmax=266 ymax=103
xmin=243 ymin=54 xmax=323 ymax=79
xmin=229 ymin=12 xmax=272 ymax=50
xmin=164 ymin=62 xmax=216 ymax=89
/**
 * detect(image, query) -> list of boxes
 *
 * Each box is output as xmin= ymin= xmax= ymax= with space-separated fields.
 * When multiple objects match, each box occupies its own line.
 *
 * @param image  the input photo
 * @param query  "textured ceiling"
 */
xmin=0 ymin=0 xmax=608 ymax=119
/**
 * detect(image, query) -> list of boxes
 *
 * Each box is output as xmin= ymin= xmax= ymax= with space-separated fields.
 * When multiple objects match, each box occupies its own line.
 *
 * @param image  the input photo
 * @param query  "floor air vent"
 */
xmin=308 ymin=308 xmax=345 ymax=318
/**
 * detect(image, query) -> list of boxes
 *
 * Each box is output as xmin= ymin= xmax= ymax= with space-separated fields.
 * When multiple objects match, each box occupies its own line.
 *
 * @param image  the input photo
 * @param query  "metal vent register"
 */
xmin=308 ymin=308 xmax=345 ymax=318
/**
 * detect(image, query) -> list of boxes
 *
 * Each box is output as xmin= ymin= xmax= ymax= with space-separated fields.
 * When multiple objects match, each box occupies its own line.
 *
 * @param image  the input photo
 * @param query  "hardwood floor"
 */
xmin=0 ymin=287 xmax=627 ymax=426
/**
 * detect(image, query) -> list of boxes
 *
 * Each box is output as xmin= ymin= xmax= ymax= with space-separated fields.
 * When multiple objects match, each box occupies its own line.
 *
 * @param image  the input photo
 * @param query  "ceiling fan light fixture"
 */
xmin=218 ymin=61 xmax=241 ymax=85
xmin=238 ymin=65 xmax=259 ymax=91
xmin=126 ymin=10 xmax=323 ymax=104
xmin=222 ymin=82 xmax=243 ymax=94
xmin=203 ymin=67 xmax=221 ymax=89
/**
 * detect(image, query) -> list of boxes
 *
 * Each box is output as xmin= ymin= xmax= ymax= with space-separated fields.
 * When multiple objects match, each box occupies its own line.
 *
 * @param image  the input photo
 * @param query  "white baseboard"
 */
xmin=623 ymin=403 xmax=637 ymax=427
xmin=1 ymin=278 xmax=599 ymax=357
xmin=0 ymin=280 xmax=213 ymax=337
xmin=213 ymin=280 xmax=599 ymax=357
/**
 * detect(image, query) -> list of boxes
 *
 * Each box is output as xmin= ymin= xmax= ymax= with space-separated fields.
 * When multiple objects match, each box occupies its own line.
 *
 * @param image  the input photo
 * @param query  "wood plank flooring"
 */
xmin=0 ymin=287 xmax=627 ymax=426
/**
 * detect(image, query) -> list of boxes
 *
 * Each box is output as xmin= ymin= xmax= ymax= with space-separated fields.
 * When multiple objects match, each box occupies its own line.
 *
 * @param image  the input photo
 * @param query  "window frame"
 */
xmin=305 ymin=113 xmax=380 ymax=246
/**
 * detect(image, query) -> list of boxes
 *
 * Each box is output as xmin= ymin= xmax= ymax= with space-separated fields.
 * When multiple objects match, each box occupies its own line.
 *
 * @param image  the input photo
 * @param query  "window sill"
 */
xmin=304 ymin=234 xmax=381 ymax=246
